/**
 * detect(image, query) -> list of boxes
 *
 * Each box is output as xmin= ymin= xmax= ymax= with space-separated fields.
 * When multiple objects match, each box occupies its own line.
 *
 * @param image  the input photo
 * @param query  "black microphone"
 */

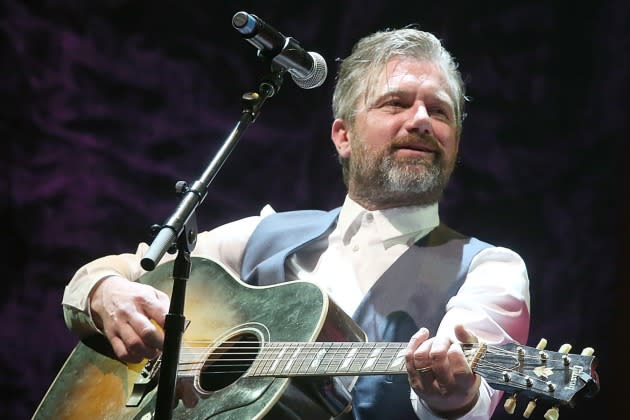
xmin=232 ymin=11 xmax=327 ymax=89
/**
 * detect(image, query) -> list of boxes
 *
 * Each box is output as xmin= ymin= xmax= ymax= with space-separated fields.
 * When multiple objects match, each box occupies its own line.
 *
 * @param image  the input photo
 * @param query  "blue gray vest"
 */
xmin=241 ymin=208 xmax=492 ymax=420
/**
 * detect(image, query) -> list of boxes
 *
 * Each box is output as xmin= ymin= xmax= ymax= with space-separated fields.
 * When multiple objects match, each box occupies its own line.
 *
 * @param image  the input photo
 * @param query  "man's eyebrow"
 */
xmin=369 ymin=87 xmax=454 ymax=107
xmin=368 ymin=89 xmax=409 ymax=105
xmin=432 ymin=90 xmax=455 ymax=106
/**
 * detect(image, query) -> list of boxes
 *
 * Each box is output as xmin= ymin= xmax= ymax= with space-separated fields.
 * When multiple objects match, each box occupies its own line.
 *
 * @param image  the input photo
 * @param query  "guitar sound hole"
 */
xmin=199 ymin=332 xmax=260 ymax=392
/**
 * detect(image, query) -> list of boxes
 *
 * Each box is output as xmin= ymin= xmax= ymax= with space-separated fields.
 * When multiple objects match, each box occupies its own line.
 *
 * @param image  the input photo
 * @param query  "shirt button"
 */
xmin=365 ymin=213 xmax=374 ymax=222
xmin=352 ymin=244 xmax=360 ymax=252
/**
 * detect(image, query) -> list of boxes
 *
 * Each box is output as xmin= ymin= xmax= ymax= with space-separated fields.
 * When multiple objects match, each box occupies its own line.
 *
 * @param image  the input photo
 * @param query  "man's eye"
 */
xmin=383 ymin=100 xmax=405 ymax=108
xmin=429 ymin=107 xmax=451 ymax=119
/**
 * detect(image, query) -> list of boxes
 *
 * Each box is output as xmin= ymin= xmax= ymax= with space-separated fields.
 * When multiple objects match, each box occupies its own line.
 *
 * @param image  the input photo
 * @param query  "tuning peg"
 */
xmin=523 ymin=399 xmax=537 ymax=418
xmin=504 ymin=393 xmax=517 ymax=414
xmin=544 ymin=406 xmax=559 ymax=420
xmin=558 ymin=344 xmax=572 ymax=354
xmin=581 ymin=347 xmax=595 ymax=356
xmin=535 ymin=338 xmax=548 ymax=350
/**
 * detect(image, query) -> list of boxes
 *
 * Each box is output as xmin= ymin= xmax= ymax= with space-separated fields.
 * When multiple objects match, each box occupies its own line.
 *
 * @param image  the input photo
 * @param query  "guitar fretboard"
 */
xmin=249 ymin=342 xmax=415 ymax=377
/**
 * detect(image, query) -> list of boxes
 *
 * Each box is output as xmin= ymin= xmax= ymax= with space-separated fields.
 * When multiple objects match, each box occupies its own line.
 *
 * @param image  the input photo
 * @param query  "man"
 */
xmin=63 ymin=28 xmax=530 ymax=419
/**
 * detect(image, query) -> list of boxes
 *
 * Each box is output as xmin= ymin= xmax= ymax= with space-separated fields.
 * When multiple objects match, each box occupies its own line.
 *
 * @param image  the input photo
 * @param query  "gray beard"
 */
xmin=383 ymin=155 xmax=445 ymax=192
xmin=350 ymin=155 xmax=450 ymax=207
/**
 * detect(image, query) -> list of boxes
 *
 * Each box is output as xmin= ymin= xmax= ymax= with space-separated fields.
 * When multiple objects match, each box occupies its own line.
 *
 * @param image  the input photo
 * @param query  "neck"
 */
xmin=348 ymin=190 xmax=439 ymax=211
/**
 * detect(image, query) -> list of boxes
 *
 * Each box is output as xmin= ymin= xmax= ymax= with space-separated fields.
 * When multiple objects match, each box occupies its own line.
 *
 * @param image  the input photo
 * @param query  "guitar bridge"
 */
xmin=126 ymin=356 xmax=162 ymax=407
xmin=126 ymin=320 xmax=191 ymax=407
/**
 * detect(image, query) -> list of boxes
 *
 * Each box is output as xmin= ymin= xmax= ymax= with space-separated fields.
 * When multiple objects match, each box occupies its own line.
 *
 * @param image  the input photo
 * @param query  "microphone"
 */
xmin=232 ymin=11 xmax=327 ymax=89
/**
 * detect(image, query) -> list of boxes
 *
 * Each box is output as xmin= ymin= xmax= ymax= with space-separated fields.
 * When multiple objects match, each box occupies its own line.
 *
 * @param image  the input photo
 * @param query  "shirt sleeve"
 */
xmin=412 ymin=246 xmax=531 ymax=418
xmin=411 ymin=379 xmax=501 ymax=420
xmin=62 ymin=205 xmax=275 ymax=336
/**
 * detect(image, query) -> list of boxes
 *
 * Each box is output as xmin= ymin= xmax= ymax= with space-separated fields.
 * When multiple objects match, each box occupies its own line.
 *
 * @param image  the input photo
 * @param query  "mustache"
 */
xmin=389 ymin=134 xmax=442 ymax=154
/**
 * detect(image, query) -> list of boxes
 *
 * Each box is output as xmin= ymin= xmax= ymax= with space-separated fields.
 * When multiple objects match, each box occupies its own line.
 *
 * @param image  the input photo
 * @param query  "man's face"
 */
xmin=332 ymin=57 xmax=460 ymax=209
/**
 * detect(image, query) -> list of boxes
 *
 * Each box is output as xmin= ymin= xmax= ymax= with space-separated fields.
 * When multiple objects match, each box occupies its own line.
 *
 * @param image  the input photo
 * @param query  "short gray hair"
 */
xmin=332 ymin=28 xmax=466 ymax=134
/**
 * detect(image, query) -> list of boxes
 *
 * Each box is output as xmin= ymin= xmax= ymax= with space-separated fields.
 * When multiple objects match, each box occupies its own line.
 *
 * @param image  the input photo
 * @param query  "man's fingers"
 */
xmin=126 ymin=286 xmax=169 ymax=351
xmin=110 ymin=331 xmax=146 ymax=363
xmin=127 ymin=311 xmax=164 ymax=350
xmin=407 ymin=327 xmax=483 ymax=414
xmin=406 ymin=328 xmax=431 ymax=370
xmin=447 ymin=343 xmax=474 ymax=378
xmin=454 ymin=324 xmax=478 ymax=344
xmin=408 ymin=327 xmax=430 ymax=349
xmin=109 ymin=335 xmax=130 ymax=361
xmin=427 ymin=336 xmax=455 ymax=389
xmin=142 ymin=288 xmax=170 ymax=327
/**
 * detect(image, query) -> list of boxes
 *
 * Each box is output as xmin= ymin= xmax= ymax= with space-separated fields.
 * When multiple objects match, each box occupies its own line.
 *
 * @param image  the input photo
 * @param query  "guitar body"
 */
xmin=34 ymin=257 xmax=366 ymax=419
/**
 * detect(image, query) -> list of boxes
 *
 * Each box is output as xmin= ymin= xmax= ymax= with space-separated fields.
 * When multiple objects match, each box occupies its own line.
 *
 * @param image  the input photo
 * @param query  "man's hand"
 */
xmin=90 ymin=276 xmax=170 ymax=363
xmin=405 ymin=325 xmax=480 ymax=417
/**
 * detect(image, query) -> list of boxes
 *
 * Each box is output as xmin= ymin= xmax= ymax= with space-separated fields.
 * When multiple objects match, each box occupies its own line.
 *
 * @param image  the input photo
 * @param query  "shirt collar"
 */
xmin=336 ymin=195 xmax=440 ymax=248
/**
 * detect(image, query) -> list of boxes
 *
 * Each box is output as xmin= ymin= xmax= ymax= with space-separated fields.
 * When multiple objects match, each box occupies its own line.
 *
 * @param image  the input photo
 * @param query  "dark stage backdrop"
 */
xmin=2 ymin=1 xmax=627 ymax=418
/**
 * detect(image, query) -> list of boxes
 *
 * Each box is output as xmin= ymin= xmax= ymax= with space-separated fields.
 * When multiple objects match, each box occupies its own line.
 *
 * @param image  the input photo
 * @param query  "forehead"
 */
xmin=370 ymin=56 xmax=453 ymax=103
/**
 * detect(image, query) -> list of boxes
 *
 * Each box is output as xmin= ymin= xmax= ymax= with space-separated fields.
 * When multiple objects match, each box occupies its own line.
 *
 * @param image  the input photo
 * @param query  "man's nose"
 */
xmin=405 ymin=104 xmax=432 ymax=135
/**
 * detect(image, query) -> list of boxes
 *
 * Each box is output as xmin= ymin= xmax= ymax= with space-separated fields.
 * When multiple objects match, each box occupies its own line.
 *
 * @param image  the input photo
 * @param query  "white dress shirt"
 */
xmin=63 ymin=196 xmax=530 ymax=419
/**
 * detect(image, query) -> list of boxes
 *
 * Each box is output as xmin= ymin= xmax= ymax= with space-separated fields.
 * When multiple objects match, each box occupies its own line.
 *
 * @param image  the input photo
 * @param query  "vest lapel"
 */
xmin=241 ymin=208 xmax=341 ymax=285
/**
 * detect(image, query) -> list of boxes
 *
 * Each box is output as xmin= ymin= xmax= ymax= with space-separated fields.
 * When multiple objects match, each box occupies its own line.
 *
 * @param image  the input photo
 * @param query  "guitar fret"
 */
xmin=325 ymin=342 xmax=348 ymax=374
xmin=283 ymin=345 xmax=302 ymax=373
xmin=265 ymin=344 xmax=285 ymax=376
xmin=308 ymin=344 xmax=325 ymax=373
xmin=363 ymin=343 xmax=384 ymax=371
xmin=252 ymin=344 xmax=275 ymax=377
xmin=321 ymin=342 xmax=341 ymax=374
xmin=249 ymin=348 xmax=262 ymax=376
xmin=311 ymin=343 xmax=332 ymax=374
xmin=349 ymin=342 xmax=374 ymax=374
xmin=340 ymin=347 xmax=358 ymax=371
xmin=379 ymin=343 xmax=404 ymax=372
xmin=389 ymin=344 xmax=407 ymax=372
xmin=269 ymin=346 xmax=288 ymax=374
xmin=330 ymin=343 xmax=346 ymax=374
xmin=294 ymin=343 xmax=314 ymax=374
xmin=339 ymin=343 xmax=356 ymax=374
xmin=375 ymin=343 xmax=394 ymax=371
xmin=279 ymin=343 xmax=297 ymax=374
xmin=329 ymin=342 xmax=352 ymax=374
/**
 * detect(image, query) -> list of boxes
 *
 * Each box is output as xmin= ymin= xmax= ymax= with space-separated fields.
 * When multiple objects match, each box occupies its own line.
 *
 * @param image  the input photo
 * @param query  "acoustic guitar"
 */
xmin=34 ymin=257 xmax=599 ymax=419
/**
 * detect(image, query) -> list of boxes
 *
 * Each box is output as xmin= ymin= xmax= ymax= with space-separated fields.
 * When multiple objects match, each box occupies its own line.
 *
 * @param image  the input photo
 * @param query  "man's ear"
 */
xmin=331 ymin=118 xmax=352 ymax=158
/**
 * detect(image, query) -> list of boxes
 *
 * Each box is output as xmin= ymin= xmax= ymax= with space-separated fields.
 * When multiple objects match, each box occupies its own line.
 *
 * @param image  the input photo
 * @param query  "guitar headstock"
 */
xmin=467 ymin=339 xmax=599 ymax=419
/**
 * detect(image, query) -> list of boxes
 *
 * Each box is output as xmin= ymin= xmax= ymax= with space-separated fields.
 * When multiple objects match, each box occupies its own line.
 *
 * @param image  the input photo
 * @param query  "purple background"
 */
xmin=2 ymin=1 xmax=627 ymax=418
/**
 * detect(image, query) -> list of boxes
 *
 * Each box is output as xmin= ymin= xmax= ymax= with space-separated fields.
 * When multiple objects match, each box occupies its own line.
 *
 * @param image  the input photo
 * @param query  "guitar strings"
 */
xmin=138 ymin=342 xmax=570 ymax=383
xmin=170 ymin=343 xmax=568 ymax=364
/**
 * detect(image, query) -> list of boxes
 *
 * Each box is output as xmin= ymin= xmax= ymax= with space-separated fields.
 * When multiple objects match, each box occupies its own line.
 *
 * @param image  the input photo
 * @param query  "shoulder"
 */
xmin=436 ymin=225 xmax=525 ymax=266
xmin=470 ymin=246 xmax=527 ymax=270
xmin=429 ymin=224 xmax=527 ymax=269
xmin=428 ymin=224 xmax=494 ymax=249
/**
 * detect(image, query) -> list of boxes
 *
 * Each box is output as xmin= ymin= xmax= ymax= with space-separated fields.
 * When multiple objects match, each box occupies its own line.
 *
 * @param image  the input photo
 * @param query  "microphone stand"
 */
xmin=142 ymin=67 xmax=286 ymax=420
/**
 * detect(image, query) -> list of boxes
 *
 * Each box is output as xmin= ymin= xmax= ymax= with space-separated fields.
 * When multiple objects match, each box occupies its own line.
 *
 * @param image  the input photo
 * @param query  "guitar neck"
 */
xmin=248 ymin=341 xmax=485 ymax=378
xmin=246 ymin=340 xmax=598 ymax=407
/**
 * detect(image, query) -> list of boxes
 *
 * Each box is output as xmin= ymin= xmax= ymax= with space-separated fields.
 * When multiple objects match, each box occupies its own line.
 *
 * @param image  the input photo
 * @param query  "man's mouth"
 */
xmin=391 ymin=135 xmax=440 ymax=155
xmin=397 ymin=143 xmax=436 ymax=152
xmin=392 ymin=142 xmax=439 ymax=159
